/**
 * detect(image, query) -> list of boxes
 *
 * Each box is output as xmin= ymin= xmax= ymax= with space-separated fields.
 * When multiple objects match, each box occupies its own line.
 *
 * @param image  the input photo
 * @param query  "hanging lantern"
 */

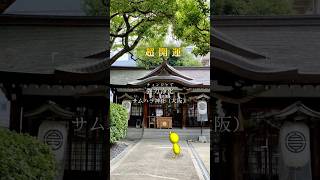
xmin=122 ymin=100 xmax=132 ymax=120
xmin=197 ymin=100 xmax=208 ymax=122
xmin=280 ymin=122 xmax=310 ymax=168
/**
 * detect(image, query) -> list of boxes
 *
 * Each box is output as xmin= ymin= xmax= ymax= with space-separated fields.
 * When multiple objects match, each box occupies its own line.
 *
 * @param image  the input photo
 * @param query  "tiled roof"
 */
xmin=4 ymin=0 xmax=85 ymax=16
xmin=110 ymin=66 xmax=210 ymax=86
xmin=0 ymin=18 xmax=106 ymax=74
xmin=213 ymin=16 xmax=320 ymax=73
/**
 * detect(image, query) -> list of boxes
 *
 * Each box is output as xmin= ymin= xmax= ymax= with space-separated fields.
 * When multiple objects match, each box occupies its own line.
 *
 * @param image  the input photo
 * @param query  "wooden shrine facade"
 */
xmin=211 ymin=16 xmax=320 ymax=180
xmin=110 ymin=61 xmax=210 ymax=129
xmin=0 ymin=15 xmax=109 ymax=180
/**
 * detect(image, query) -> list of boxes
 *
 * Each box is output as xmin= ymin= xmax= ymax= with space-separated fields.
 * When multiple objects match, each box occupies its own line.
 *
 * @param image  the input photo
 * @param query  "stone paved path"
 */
xmin=190 ymin=142 xmax=210 ymax=174
xmin=110 ymin=139 xmax=201 ymax=180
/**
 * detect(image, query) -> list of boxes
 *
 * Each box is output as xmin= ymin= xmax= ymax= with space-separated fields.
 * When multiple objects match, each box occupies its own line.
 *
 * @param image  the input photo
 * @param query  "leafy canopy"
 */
xmin=83 ymin=0 xmax=209 ymax=65
xmin=174 ymin=0 xmax=210 ymax=56
xmin=134 ymin=37 xmax=202 ymax=69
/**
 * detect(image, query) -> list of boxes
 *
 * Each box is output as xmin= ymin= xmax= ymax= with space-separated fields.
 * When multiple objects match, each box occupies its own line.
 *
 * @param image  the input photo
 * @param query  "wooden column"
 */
xmin=232 ymin=105 xmax=245 ymax=180
xmin=9 ymin=86 xmax=22 ymax=132
xmin=143 ymin=93 xmax=148 ymax=128
xmin=182 ymin=103 xmax=187 ymax=128
xmin=232 ymin=132 xmax=244 ymax=180
xmin=101 ymin=94 xmax=109 ymax=179
xmin=311 ymin=124 xmax=320 ymax=180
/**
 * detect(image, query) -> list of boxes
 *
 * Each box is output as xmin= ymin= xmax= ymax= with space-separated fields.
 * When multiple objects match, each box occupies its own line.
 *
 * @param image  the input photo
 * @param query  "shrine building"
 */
xmin=212 ymin=16 xmax=320 ymax=180
xmin=0 ymin=15 xmax=109 ymax=180
xmin=110 ymin=61 xmax=211 ymax=129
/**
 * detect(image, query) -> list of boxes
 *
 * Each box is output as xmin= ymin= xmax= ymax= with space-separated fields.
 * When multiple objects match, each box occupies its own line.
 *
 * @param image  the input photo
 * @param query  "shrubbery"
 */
xmin=110 ymin=103 xmax=129 ymax=144
xmin=0 ymin=128 xmax=56 ymax=180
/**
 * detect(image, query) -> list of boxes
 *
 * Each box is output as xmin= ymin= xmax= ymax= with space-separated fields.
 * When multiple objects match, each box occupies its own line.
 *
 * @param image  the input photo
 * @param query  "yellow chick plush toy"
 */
xmin=169 ymin=131 xmax=181 ymax=158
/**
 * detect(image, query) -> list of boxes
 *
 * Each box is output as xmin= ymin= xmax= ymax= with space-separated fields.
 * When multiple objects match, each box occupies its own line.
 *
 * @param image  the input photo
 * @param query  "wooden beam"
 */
xmin=182 ymin=103 xmax=187 ymax=128
xmin=143 ymin=93 xmax=148 ymax=128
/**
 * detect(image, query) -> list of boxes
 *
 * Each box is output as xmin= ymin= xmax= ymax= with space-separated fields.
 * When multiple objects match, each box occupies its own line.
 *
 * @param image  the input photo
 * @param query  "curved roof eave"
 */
xmin=211 ymin=28 xmax=266 ymax=59
xmin=55 ymin=58 xmax=110 ymax=74
xmin=137 ymin=61 xmax=193 ymax=81
xmin=212 ymin=46 xmax=320 ymax=83
xmin=212 ymin=47 xmax=302 ymax=82
xmin=128 ymin=76 xmax=204 ymax=87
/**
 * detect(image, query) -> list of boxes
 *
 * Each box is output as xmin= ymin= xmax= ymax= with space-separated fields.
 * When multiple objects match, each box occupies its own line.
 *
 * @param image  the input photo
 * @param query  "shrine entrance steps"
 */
xmin=126 ymin=127 xmax=210 ymax=141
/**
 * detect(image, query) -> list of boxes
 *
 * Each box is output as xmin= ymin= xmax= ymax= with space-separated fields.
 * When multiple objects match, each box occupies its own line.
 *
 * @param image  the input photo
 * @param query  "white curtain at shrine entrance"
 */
xmin=279 ymin=122 xmax=312 ymax=180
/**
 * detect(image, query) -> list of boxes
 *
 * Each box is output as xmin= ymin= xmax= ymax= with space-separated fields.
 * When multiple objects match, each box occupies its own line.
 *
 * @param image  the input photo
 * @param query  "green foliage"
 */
xmin=173 ymin=0 xmax=210 ymax=56
xmin=109 ymin=0 xmax=178 ymax=64
xmin=110 ymin=103 xmax=129 ymax=144
xmin=134 ymin=38 xmax=202 ymax=68
xmin=213 ymin=0 xmax=294 ymax=15
xmin=81 ymin=0 xmax=209 ymax=64
xmin=82 ymin=0 xmax=209 ymax=65
xmin=82 ymin=0 xmax=107 ymax=16
xmin=176 ymin=53 xmax=202 ymax=67
xmin=0 ymin=128 xmax=56 ymax=180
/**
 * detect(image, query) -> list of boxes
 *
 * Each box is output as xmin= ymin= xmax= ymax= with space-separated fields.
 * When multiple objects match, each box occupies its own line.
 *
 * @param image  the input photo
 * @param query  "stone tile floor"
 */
xmin=110 ymin=139 xmax=209 ymax=180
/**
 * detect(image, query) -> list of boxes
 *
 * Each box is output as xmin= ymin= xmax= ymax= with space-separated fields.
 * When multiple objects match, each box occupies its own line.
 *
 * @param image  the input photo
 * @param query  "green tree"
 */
xmin=134 ymin=38 xmax=202 ymax=68
xmin=213 ymin=0 xmax=294 ymax=15
xmin=83 ymin=0 xmax=209 ymax=65
xmin=173 ymin=0 xmax=209 ymax=56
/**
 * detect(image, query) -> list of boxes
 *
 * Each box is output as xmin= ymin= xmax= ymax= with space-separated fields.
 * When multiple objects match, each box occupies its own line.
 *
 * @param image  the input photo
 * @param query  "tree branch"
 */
xmin=110 ymin=34 xmax=143 ymax=64
xmin=110 ymin=18 xmax=145 ymax=37
xmin=195 ymin=24 xmax=209 ymax=32
xmin=111 ymin=13 xmax=120 ymax=19
xmin=110 ymin=23 xmax=124 ymax=47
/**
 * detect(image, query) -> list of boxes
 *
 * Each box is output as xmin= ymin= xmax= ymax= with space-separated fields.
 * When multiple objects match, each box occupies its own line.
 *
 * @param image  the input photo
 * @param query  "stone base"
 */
xmin=198 ymin=135 xmax=207 ymax=143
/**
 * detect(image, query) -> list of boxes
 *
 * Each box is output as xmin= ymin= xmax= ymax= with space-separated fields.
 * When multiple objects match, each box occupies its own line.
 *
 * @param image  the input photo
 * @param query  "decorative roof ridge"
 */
xmin=137 ymin=60 xmax=193 ymax=81
xmin=261 ymin=101 xmax=320 ymax=119
xmin=118 ymin=93 xmax=134 ymax=100
xmin=24 ymin=100 xmax=75 ymax=118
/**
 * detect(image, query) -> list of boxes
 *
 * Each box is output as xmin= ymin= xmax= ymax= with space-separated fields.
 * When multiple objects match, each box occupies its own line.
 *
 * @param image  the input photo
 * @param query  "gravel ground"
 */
xmin=110 ymin=142 xmax=129 ymax=160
